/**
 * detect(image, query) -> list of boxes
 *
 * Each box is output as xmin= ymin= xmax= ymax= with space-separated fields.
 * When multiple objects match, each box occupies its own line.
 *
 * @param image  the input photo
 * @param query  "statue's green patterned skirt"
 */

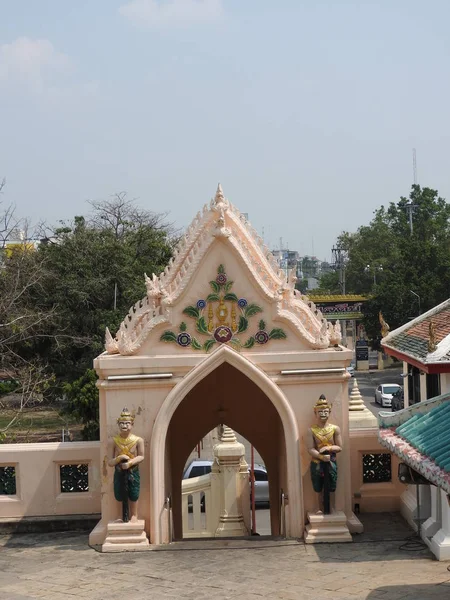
xmin=114 ymin=466 xmax=140 ymax=502
xmin=310 ymin=460 xmax=338 ymax=493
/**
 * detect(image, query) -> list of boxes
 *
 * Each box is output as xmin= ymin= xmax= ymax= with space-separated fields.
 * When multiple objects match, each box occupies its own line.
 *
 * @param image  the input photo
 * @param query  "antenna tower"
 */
xmin=413 ymin=148 xmax=417 ymax=185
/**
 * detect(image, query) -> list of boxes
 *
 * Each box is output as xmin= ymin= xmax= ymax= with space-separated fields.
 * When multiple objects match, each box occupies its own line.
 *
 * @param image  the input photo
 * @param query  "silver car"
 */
xmin=183 ymin=460 xmax=269 ymax=503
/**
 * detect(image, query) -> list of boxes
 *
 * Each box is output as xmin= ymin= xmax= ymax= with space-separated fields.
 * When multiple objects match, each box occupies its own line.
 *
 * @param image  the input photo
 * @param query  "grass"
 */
xmin=0 ymin=405 xmax=83 ymax=443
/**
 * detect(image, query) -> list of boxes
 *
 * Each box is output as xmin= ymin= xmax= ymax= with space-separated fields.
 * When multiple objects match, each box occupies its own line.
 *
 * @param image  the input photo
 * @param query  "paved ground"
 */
xmin=1 ymin=514 xmax=450 ymax=600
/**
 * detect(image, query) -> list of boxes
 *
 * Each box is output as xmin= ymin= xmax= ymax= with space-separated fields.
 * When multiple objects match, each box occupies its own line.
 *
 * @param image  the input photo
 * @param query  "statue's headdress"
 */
xmin=117 ymin=407 xmax=135 ymax=424
xmin=314 ymin=394 xmax=332 ymax=412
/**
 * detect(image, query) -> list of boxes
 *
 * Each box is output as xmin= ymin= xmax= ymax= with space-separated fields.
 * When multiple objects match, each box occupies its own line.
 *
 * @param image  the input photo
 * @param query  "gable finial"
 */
xmin=214 ymin=183 xmax=224 ymax=205
xmin=428 ymin=320 xmax=437 ymax=353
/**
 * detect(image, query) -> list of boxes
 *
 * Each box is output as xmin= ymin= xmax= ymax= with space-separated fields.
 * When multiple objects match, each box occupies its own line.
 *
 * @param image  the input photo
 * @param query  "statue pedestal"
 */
xmin=304 ymin=511 xmax=352 ymax=543
xmin=102 ymin=519 xmax=149 ymax=552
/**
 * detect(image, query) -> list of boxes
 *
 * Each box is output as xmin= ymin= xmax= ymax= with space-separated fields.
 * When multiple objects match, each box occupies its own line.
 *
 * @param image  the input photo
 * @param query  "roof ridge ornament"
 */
xmin=428 ymin=320 xmax=437 ymax=353
xmin=379 ymin=311 xmax=390 ymax=338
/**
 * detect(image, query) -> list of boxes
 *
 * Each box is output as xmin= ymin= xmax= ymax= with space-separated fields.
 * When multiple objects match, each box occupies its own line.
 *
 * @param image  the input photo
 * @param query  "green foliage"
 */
xmin=317 ymin=271 xmax=340 ymax=295
xmin=203 ymin=339 xmax=216 ymax=352
xmin=206 ymin=293 xmax=220 ymax=302
xmin=62 ymin=369 xmax=99 ymax=440
xmin=243 ymin=336 xmax=255 ymax=349
xmin=183 ymin=306 xmax=200 ymax=318
xmin=0 ymin=380 xmax=19 ymax=396
xmin=244 ymin=303 xmax=263 ymax=318
xmin=160 ymin=331 xmax=177 ymax=343
xmin=218 ymin=264 xmax=225 ymax=274
xmin=196 ymin=316 xmax=209 ymax=335
xmin=32 ymin=195 xmax=174 ymax=391
xmin=209 ymin=280 xmax=220 ymax=293
xmin=191 ymin=337 xmax=202 ymax=350
xmin=224 ymin=281 xmax=234 ymax=292
xmin=223 ymin=293 xmax=238 ymax=302
xmin=258 ymin=320 xmax=266 ymax=331
xmin=335 ymin=185 xmax=450 ymax=341
xmin=179 ymin=322 xmax=187 ymax=332
xmin=269 ymin=328 xmax=287 ymax=340
xmin=237 ymin=316 xmax=249 ymax=334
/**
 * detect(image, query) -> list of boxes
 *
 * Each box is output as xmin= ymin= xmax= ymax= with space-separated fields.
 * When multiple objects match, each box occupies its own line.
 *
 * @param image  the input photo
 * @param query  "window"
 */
xmin=188 ymin=465 xmax=211 ymax=478
xmin=60 ymin=464 xmax=89 ymax=493
xmin=362 ymin=453 xmax=392 ymax=483
xmin=253 ymin=469 xmax=268 ymax=481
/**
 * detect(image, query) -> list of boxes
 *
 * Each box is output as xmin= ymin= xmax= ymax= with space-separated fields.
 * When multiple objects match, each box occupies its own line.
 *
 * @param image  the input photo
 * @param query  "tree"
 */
xmin=334 ymin=185 xmax=450 ymax=342
xmin=0 ymin=183 xmax=55 ymax=438
xmin=34 ymin=194 xmax=175 ymax=390
xmin=62 ymin=369 xmax=99 ymax=440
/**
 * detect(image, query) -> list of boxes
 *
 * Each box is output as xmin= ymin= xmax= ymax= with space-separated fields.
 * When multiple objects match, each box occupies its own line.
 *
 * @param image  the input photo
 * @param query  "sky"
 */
xmin=1 ymin=0 xmax=450 ymax=262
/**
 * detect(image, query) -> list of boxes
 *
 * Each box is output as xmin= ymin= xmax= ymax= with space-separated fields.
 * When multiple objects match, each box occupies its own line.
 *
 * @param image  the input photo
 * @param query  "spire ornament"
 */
xmin=379 ymin=311 xmax=390 ymax=338
xmin=428 ymin=320 xmax=437 ymax=353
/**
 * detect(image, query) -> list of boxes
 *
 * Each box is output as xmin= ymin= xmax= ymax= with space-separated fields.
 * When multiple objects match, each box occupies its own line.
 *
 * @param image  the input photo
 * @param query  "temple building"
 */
xmin=379 ymin=299 xmax=450 ymax=559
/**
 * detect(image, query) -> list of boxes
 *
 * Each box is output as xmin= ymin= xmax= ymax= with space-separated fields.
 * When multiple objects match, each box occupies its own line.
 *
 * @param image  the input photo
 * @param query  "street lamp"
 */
xmin=365 ymin=264 xmax=383 ymax=286
xmin=410 ymin=290 xmax=421 ymax=315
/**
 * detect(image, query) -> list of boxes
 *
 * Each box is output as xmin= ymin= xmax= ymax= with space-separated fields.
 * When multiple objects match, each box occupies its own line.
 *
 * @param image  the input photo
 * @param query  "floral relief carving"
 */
xmin=160 ymin=265 xmax=287 ymax=352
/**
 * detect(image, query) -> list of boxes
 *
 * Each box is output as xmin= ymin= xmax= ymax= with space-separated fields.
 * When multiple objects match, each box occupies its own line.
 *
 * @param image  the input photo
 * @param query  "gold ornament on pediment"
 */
xmin=428 ymin=320 xmax=437 ymax=353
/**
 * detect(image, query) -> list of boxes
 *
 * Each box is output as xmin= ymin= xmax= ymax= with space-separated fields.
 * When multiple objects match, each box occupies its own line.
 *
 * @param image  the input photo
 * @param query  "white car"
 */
xmin=374 ymin=384 xmax=402 ymax=408
xmin=183 ymin=460 xmax=269 ymax=503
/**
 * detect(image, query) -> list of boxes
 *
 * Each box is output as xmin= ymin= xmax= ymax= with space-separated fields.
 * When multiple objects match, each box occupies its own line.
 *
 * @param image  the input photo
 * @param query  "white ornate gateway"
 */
xmin=90 ymin=185 xmax=358 ymax=548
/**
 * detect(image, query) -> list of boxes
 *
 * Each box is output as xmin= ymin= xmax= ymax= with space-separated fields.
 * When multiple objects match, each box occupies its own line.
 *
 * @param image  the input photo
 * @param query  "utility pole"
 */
xmin=332 ymin=245 xmax=347 ymax=346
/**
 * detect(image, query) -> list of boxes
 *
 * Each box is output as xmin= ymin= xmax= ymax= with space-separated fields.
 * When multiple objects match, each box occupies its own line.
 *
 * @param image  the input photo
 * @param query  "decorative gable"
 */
xmin=104 ymin=185 xmax=341 ymax=355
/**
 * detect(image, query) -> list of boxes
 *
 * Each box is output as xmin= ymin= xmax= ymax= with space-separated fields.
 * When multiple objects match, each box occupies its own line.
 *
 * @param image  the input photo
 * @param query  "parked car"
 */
xmin=391 ymin=388 xmax=404 ymax=412
xmin=346 ymin=362 xmax=355 ymax=377
xmin=183 ymin=459 xmax=269 ymax=503
xmin=374 ymin=383 xmax=402 ymax=408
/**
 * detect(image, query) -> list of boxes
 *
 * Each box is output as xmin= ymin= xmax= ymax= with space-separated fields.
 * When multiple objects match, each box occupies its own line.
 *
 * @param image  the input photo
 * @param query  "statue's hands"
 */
xmin=321 ymin=454 xmax=331 ymax=463
xmin=120 ymin=460 xmax=133 ymax=470
xmin=319 ymin=446 xmax=331 ymax=454
xmin=116 ymin=454 xmax=129 ymax=464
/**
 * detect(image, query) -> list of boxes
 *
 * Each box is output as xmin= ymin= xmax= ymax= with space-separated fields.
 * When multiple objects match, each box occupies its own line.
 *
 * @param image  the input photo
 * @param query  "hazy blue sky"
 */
xmin=1 ymin=1 xmax=450 ymax=261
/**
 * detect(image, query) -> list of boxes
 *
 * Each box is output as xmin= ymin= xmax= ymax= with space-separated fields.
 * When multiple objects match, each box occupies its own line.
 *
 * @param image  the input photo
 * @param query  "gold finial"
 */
xmin=428 ymin=321 xmax=437 ymax=353
xmin=313 ymin=394 xmax=332 ymax=412
xmin=379 ymin=311 xmax=390 ymax=338
xmin=117 ymin=407 xmax=134 ymax=424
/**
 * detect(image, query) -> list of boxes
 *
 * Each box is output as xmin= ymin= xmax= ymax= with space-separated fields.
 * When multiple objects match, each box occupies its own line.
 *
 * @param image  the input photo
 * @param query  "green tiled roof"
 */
xmin=396 ymin=401 xmax=450 ymax=472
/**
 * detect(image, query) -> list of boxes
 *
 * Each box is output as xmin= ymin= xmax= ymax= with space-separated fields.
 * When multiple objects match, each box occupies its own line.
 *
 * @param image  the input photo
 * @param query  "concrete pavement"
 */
xmin=1 ymin=519 xmax=450 ymax=600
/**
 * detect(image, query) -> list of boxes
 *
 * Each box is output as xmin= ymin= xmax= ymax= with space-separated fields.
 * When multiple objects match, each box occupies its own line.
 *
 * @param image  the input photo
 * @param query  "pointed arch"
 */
xmin=150 ymin=345 xmax=303 ymax=543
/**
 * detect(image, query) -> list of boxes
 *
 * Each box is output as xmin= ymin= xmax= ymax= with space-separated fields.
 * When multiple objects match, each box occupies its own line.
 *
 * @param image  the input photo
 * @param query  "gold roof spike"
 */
xmin=379 ymin=311 xmax=390 ymax=338
xmin=428 ymin=321 xmax=437 ymax=353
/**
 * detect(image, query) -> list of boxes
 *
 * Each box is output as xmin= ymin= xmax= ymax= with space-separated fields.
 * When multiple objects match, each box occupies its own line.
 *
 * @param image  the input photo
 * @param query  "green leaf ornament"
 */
xmin=191 ymin=337 xmax=202 ymax=350
xmin=183 ymin=305 xmax=200 ymax=318
xmin=237 ymin=315 xmax=249 ymax=334
xmin=269 ymin=328 xmax=287 ymax=340
xmin=203 ymin=339 xmax=216 ymax=352
xmin=243 ymin=336 xmax=255 ymax=349
xmin=160 ymin=331 xmax=177 ymax=343
xmin=196 ymin=316 xmax=209 ymax=335
xmin=244 ymin=303 xmax=263 ymax=318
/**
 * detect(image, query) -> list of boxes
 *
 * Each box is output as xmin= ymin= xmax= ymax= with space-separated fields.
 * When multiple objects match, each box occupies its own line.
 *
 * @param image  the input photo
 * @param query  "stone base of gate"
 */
xmin=102 ymin=519 xmax=150 ymax=552
xmin=304 ymin=511 xmax=352 ymax=543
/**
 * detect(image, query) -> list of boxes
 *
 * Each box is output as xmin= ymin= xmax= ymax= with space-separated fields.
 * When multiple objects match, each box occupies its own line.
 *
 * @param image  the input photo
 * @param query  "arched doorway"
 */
xmin=150 ymin=346 xmax=303 ymax=544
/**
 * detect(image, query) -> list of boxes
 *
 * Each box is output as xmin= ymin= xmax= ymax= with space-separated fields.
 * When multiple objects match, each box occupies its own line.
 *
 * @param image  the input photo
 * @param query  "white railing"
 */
xmin=0 ymin=442 xmax=101 ymax=519
xmin=181 ymin=473 xmax=217 ymax=537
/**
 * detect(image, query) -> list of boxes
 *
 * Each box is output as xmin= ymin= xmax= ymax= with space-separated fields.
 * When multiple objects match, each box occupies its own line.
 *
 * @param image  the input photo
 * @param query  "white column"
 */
xmin=422 ymin=486 xmax=441 ymax=539
xmin=419 ymin=372 xmax=427 ymax=402
xmin=430 ymin=490 xmax=450 ymax=560
xmin=403 ymin=361 xmax=409 ymax=408
xmin=214 ymin=426 xmax=250 ymax=537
